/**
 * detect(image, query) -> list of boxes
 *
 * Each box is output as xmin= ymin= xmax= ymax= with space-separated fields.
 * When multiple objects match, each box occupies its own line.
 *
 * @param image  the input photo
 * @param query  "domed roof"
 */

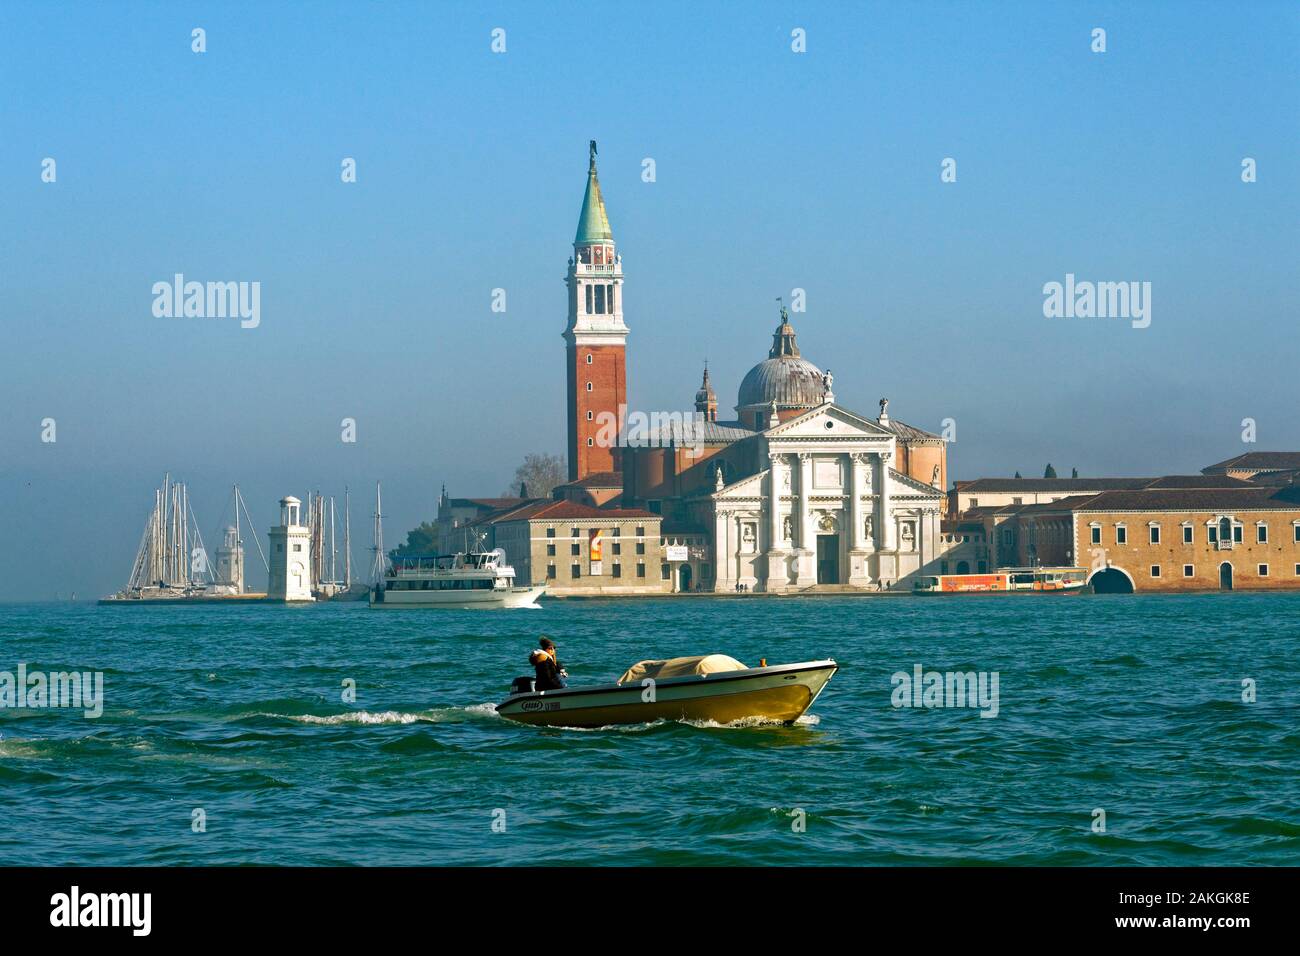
xmin=738 ymin=356 xmax=825 ymax=408
xmin=736 ymin=308 xmax=828 ymax=410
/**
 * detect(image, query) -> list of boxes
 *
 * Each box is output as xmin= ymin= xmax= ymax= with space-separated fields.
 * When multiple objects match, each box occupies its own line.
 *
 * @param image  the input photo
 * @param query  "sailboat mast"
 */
xmin=330 ymin=496 xmax=337 ymax=585
xmin=344 ymin=487 xmax=352 ymax=588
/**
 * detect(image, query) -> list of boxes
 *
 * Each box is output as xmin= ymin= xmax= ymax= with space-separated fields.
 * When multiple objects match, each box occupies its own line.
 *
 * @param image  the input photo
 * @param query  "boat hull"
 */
xmin=369 ymin=585 xmax=546 ymax=610
xmin=496 ymin=660 xmax=837 ymax=728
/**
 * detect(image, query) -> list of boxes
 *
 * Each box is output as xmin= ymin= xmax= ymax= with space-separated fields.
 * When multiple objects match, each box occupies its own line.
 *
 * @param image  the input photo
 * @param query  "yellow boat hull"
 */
xmin=496 ymin=660 xmax=837 ymax=729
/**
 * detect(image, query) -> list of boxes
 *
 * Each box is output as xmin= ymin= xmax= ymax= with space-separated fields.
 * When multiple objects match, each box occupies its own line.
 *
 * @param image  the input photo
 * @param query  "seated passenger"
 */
xmin=529 ymin=637 xmax=568 ymax=690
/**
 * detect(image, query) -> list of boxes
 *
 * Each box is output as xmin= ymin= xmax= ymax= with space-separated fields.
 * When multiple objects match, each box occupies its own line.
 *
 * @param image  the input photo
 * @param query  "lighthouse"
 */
xmin=214 ymin=525 xmax=245 ymax=594
xmin=267 ymin=496 xmax=314 ymax=602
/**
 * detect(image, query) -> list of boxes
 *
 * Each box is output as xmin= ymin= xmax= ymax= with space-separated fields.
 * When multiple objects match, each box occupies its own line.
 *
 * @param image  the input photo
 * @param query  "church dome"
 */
xmin=737 ymin=356 xmax=825 ymax=408
xmin=736 ymin=307 xmax=828 ymax=414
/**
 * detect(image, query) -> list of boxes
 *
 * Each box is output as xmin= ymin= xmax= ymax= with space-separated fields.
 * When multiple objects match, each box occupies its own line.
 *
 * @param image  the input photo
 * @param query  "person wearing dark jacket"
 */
xmin=529 ymin=637 xmax=568 ymax=690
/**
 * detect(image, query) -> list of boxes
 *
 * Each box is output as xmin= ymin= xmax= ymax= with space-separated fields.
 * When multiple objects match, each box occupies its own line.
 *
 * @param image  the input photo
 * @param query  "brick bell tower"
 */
xmin=563 ymin=140 xmax=628 ymax=481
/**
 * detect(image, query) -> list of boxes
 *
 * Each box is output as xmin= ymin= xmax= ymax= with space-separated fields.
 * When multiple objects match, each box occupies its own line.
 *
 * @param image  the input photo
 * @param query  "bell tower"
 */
xmin=563 ymin=140 xmax=628 ymax=481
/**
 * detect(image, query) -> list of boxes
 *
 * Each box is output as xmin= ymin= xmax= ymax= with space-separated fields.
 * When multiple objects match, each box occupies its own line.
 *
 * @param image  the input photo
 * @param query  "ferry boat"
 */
xmin=913 ymin=566 xmax=1089 ymax=595
xmin=369 ymin=549 xmax=545 ymax=609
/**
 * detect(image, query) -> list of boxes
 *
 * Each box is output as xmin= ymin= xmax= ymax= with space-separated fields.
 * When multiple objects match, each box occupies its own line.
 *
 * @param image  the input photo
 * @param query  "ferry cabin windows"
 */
xmin=388 ymin=578 xmax=493 ymax=591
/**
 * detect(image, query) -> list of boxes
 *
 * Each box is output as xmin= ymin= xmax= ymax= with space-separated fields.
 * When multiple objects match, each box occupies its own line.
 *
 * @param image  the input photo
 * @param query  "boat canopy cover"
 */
xmin=617 ymin=654 xmax=747 ymax=685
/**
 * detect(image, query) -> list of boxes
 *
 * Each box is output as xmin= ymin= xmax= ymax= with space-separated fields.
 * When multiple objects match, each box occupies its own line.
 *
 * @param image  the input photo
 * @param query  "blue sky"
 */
xmin=0 ymin=1 xmax=1297 ymax=600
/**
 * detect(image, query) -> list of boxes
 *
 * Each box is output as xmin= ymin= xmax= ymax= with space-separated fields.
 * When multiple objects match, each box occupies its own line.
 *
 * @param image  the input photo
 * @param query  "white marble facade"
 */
xmin=704 ymin=404 xmax=943 ymax=591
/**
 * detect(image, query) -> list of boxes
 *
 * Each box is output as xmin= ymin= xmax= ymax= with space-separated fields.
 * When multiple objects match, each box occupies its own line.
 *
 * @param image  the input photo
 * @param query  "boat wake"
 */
xmin=274 ymin=704 xmax=503 ymax=726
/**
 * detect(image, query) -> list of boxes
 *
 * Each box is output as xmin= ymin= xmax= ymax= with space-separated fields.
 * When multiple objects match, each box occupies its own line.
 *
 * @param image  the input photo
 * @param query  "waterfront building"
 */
xmin=267 ymin=496 xmax=314 ymax=602
xmin=981 ymin=484 xmax=1300 ymax=592
xmin=1201 ymin=451 xmax=1300 ymax=483
xmin=618 ymin=309 xmax=948 ymax=592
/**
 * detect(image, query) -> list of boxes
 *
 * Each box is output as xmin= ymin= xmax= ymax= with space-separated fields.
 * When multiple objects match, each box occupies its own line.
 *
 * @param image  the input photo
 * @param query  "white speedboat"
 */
xmin=496 ymin=655 xmax=837 ymax=728
xmin=369 ymin=549 xmax=545 ymax=609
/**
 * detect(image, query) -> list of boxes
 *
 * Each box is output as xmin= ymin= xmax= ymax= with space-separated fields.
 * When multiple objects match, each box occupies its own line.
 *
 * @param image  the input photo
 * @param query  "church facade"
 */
xmin=618 ymin=312 xmax=947 ymax=591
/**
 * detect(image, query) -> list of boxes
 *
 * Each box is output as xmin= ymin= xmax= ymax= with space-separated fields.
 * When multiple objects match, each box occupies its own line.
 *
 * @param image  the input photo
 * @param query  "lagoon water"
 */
xmin=1 ymin=594 xmax=1297 ymax=866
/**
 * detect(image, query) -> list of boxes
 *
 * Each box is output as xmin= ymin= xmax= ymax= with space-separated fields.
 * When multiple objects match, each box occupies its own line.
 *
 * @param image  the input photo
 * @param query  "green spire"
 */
xmin=574 ymin=140 xmax=613 ymax=244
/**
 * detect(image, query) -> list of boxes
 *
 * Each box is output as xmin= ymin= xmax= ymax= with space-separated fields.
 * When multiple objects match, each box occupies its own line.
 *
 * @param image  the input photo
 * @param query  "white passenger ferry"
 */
xmin=369 ymin=549 xmax=545 ymax=609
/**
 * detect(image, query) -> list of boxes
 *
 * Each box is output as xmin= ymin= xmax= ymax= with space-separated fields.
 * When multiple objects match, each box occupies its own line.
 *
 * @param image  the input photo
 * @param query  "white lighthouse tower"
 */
xmin=214 ymin=525 xmax=245 ymax=594
xmin=268 ymin=496 xmax=314 ymax=602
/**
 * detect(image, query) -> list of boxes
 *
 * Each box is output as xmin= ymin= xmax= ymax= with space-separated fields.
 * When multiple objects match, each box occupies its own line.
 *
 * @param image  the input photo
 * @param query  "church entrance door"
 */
xmin=816 ymin=535 xmax=840 ymax=584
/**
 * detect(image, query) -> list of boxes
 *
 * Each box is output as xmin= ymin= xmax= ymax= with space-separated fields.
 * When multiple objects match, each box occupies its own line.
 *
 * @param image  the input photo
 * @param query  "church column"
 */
xmin=878 ymin=450 xmax=895 ymax=552
xmin=713 ymin=508 xmax=732 ymax=592
xmin=850 ymin=454 xmax=866 ymax=550
xmin=848 ymin=452 xmax=871 ymax=587
xmin=795 ymin=452 xmax=817 ymax=586
xmin=764 ymin=455 xmax=787 ymax=592
xmin=878 ymin=447 xmax=899 ymax=582
xmin=767 ymin=454 xmax=784 ymax=552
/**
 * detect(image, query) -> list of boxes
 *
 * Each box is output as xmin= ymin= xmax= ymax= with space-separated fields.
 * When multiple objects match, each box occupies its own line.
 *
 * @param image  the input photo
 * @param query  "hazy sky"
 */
xmin=1 ymin=1 xmax=1297 ymax=600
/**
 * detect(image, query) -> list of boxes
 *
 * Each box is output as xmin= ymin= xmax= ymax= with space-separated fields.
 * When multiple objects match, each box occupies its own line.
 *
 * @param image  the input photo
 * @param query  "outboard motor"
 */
xmin=510 ymin=676 xmax=536 ymax=696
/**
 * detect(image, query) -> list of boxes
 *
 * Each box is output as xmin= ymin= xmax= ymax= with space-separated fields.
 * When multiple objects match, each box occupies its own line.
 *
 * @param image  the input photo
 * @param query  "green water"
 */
xmin=0 ymin=593 xmax=1296 ymax=865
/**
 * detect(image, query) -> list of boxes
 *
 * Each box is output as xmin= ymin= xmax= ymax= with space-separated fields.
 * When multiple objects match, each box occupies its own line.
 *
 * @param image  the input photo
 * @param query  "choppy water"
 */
xmin=1 ymin=594 xmax=1297 ymax=865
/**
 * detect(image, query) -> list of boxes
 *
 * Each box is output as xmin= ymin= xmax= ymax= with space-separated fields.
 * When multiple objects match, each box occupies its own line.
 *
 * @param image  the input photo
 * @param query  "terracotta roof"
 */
xmin=954 ymin=475 xmax=1253 ymax=494
xmin=489 ymin=500 xmax=659 ymax=522
xmin=955 ymin=477 xmax=1152 ymax=493
xmin=1071 ymin=487 xmax=1300 ymax=512
xmin=1203 ymin=452 xmax=1300 ymax=473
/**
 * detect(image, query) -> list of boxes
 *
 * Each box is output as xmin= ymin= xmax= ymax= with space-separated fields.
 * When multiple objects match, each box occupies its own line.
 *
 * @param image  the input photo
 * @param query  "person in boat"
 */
xmin=529 ymin=637 xmax=568 ymax=690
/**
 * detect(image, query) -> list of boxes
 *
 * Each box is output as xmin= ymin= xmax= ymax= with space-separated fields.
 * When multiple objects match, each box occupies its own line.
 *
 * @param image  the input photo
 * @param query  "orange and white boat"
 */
xmin=913 ymin=566 xmax=1088 ymax=594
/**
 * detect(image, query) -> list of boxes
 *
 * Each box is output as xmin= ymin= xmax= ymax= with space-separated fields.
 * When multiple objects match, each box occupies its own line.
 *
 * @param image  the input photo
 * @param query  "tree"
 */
xmin=390 ymin=521 xmax=437 ymax=561
xmin=1044 ymin=463 xmax=1058 ymax=479
xmin=504 ymin=453 xmax=566 ymax=499
xmin=1071 ymin=467 xmax=1078 ymax=478
xmin=1014 ymin=471 xmax=1022 ymax=479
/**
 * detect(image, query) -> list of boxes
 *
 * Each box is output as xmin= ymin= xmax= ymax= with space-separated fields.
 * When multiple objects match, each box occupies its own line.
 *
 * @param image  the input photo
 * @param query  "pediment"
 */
xmin=765 ymin=403 xmax=894 ymax=441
